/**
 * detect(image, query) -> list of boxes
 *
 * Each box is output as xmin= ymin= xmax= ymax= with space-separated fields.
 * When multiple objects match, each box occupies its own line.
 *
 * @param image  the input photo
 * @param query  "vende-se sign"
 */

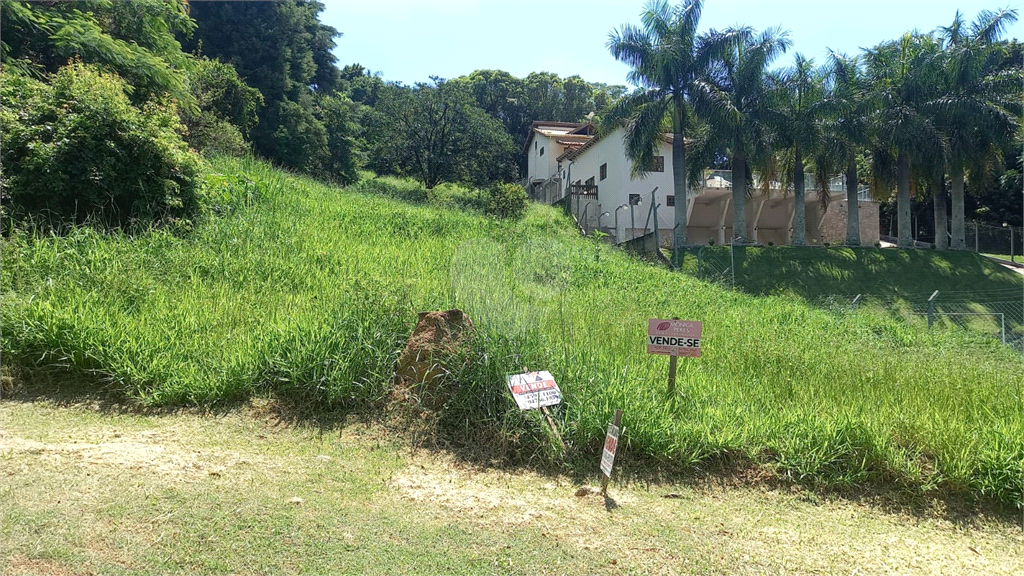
xmin=647 ymin=319 xmax=702 ymax=357
xmin=506 ymin=370 xmax=562 ymax=410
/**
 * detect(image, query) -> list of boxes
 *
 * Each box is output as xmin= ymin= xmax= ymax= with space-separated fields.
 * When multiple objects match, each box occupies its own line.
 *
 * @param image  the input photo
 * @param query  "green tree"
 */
xmin=179 ymin=56 xmax=264 ymax=155
xmin=864 ymin=33 xmax=945 ymax=249
xmin=820 ymin=52 xmax=874 ymax=246
xmin=933 ymin=8 xmax=1020 ymax=250
xmin=366 ymin=80 xmax=516 ymax=189
xmin=183 ymin=1 xmax=346 ymax=173
xmin=0 ymin=0 xmax=194 ymax=103
xmin=772 ymin=52 xmax=825 ymax=245
xmin=688 ymin=25 xmax=790 ymax=244
xmin=606 ymin=0 xmax=738 ymax=252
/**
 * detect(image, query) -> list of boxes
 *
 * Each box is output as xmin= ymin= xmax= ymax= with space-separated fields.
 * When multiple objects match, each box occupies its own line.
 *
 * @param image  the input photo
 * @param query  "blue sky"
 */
xmin=321 ymin=0 xmax=1022 ymax=86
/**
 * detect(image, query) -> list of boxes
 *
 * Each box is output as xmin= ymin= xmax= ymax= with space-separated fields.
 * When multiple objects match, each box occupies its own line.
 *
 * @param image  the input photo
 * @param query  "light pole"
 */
xmin=614 ymin=204 xmax=628 ymax=243
xmin=598 ymin=211 xmax=610 ymax=230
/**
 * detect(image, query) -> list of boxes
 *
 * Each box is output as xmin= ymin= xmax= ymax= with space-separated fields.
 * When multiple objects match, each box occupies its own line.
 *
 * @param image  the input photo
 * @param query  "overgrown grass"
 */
xmin=2 ymin=155 xmax=1021 ymax=508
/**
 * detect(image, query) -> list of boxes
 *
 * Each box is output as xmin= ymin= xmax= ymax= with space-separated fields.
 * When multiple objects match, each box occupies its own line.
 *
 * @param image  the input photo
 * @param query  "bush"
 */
xmin=179 ymin=56 xmax=262 ymax=156
xmin=485 ymin=182 xmax=527 ymax=219
xmin=1 ymin=64 xmax=204 ymax=230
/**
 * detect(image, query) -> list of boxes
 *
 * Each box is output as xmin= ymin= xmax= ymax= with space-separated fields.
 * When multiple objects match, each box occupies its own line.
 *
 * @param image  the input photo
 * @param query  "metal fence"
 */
xmin=965 ymin=220 xmax=1024 ymax=263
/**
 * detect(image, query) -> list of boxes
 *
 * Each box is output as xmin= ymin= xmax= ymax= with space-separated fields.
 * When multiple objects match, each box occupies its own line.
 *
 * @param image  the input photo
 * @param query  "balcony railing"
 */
xmin=570 ymin=183 xmax=598 ymax=198
xmin=700 ymin=170 xmax=869 ymax=200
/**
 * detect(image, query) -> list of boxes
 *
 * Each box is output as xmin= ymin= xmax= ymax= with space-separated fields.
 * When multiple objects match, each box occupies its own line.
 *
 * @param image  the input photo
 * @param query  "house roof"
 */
xmin=522 ymin=121 xmax=595 ymax=154
xmin=557 ymin=127 xmax=676 ymax=163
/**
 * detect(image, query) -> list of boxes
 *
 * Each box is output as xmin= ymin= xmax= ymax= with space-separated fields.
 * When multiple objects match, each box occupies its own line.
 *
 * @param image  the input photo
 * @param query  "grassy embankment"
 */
xmin=2 ymin=156 xmax=1021 ymax=507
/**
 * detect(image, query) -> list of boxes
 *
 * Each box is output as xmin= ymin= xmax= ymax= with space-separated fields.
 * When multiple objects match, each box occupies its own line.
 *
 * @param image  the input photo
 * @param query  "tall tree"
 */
xmin=689 ymin=26 xmax=790 ymax=244
xmin=0 ymin=0 xmax=194 ymax=103
xmin=606 ymin=0 xmax=737 ymax=253
xmin=183 ymin=1 xmax=346 ymax=175
xmin=821 ymin=51 xmax=871 ymax=246
xmin=772 ymin=53 xmax=825 ymax=245
xmin=864 ymin=33 xmax=945 ymax=249
xmin=933 ymin=8 xmax=1020 ymax=250
xmin=366 ymin=80 xmax=516 ymax=189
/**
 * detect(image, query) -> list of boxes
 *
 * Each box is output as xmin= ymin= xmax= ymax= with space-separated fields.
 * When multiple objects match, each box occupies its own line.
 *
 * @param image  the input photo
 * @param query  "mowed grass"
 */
xmin=2 ymin=156 xmax=1021 ymax=508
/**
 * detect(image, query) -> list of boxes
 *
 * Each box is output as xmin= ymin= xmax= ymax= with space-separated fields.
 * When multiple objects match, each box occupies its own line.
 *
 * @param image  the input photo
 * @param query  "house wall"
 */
xmin=818 ymin=200 xmax=881 ymax=246
xmin=568 ymin=127 xmax=676 ymax=243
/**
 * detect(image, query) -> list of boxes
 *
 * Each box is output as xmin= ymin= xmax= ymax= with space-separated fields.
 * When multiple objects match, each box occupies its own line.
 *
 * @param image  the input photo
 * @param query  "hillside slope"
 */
xmin=2 ymin=156 xmax=1021 ymax=507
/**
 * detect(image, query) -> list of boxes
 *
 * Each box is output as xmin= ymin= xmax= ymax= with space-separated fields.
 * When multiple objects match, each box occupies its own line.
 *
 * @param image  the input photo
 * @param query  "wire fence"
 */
xmin=965 ymin=219 xmax=1024 ymax=262
xmin=676 ymin=242 xmax=1024 ymax=352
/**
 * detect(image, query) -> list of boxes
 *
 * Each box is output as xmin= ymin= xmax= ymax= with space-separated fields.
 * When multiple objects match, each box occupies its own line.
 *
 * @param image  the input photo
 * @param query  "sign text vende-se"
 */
xmin=647 ymin=319 xmax=702 ymax=357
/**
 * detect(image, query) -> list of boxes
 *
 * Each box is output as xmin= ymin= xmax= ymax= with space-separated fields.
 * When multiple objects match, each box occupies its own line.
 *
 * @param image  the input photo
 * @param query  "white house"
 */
xmin=527 ymin=124 xmax=879 ymax=247
xmin=524 ymin=121 xmax=595 ymax=185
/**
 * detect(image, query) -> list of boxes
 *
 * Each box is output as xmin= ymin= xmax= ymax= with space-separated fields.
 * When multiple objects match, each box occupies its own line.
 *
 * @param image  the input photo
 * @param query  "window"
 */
xmin=628 ymin=193 xmax=641 ymax=205
xmin=666 ymin=195 xmax=675 ymax=207
xmin=585 ymin=176 xmax=595 ymax=187
xmin=650 ymin=156 xmax=665 ymax=172
xmin=600 ymin=163 xmax=607 ymax=181
xmin=539 ymin=146 xmax=545 ymax=156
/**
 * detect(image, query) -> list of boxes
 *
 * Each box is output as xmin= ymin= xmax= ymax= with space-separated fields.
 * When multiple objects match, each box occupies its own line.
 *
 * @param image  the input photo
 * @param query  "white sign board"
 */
xmin=506 ymin=370 xmax=562 ymax=410
xmin=600 ymin=423 xmax=620 ymax=478
xmin=647 ymin=319 xmax=702 ymax=357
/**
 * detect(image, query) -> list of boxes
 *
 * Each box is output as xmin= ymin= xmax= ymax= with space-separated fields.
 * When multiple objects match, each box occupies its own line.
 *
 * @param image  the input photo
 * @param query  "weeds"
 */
xmin=2 ymin=155 xmax=1021 ymax=507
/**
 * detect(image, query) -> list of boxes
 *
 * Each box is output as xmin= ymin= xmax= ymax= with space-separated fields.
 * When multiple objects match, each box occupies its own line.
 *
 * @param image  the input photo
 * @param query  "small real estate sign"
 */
xmin=506 ymin=370 xmax=562 ymax=410
xmin=600 ymin=422 xmax=620 ymax=478
xmin=647 ymin=319 xmax=702 ymax=357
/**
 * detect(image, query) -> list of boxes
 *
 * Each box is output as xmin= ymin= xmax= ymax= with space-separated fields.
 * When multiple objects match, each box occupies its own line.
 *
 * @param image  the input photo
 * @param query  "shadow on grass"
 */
xmin=677 ymin=246 xmax=1023 ymax=329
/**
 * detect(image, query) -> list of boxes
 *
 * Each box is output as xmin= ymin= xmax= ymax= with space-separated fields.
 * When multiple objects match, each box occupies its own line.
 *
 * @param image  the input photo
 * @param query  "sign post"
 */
xmin=647 ymin=318 xmax=702 ymax=394
xmin=600 ymin=409 xmax=623 ymax=495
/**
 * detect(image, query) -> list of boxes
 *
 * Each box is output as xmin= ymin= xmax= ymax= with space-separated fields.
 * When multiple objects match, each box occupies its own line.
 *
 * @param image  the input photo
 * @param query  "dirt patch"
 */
xmin=2 ymin=555 xmax=77 ymax=576
xmin=0 ymin=428 xmax=259 ymax=479
xmin=392 ymin=309 xmax=473 ymax=411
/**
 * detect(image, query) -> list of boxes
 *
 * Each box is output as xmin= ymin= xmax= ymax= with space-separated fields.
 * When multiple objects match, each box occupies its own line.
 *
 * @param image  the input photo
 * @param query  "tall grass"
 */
xmin=2 ymin=155 xmax=1021 ymax=507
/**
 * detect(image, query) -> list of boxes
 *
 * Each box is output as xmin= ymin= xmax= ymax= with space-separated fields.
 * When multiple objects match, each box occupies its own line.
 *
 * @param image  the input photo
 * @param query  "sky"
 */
xmin=320 ymin=0 xmax=1022 ymax=86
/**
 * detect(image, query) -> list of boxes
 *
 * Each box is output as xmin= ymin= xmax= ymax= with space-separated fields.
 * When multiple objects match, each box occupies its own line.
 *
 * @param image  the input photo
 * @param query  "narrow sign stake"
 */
xmin=600 ymin=409 xmax=623 ymax=495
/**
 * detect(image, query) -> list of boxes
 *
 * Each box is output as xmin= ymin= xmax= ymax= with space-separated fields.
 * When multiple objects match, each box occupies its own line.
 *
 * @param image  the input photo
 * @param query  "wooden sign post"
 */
xmin=647 ymin=318 xmax=702 ymax=394
xmin=600 ymin=409 xmax=623 ymax=495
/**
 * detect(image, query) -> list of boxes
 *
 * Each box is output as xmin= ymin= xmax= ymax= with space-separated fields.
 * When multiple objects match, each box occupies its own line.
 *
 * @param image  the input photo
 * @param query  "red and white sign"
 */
xmin=600 ymin=423 xmax=620 ymax=477
xmin=647 ymin=319 xmax=702 ymax=357
xmin=506 ymin=370 xmax=562 ymax=410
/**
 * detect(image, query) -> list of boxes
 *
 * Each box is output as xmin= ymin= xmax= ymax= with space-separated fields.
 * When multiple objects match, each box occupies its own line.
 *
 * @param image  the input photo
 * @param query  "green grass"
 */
xmin=2 ymin=155 xmax=1022 ymax=508
xmin=2 ymin=398 xmax=1022 ymax=575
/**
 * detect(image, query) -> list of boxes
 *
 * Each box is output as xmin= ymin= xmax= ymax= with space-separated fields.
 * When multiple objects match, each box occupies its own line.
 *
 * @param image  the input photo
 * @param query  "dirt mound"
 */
xmin=392 ymin=309 xmax=473 ymax=412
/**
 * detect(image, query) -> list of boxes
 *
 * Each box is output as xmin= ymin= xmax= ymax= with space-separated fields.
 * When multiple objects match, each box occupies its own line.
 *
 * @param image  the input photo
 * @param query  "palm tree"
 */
xmin=933 ymin=8 xmax=1020 ymax=250
xmin=773 ymin=53 xmax=827 ymax=245
xmin=606 ymin=0 xmax=738 ymax=255
xmin=688 ymin=26 xmax=790 ymax=244
xmin=863 ymin=33 xmax=945 ymax=249
xmin=821 ymin=51 xmax=871 ymax=246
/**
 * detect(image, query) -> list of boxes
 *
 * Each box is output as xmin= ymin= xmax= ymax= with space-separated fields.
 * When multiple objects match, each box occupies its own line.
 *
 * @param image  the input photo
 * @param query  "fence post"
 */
xmin=651 ymin=189 xmax=659 ymax=252
xmin=927 ymin=290 xmax=939 ymax=329
xmin=974 ymin=221 xmax=979 ymax=252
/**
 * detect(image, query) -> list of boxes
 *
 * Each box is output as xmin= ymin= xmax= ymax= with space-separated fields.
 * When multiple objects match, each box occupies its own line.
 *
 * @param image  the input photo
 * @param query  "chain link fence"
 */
xmin=965 ymin=220 xmax=1024 ymax=263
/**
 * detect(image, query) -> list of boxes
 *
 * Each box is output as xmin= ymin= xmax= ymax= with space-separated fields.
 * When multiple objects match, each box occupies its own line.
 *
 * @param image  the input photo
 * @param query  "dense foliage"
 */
xmin=0 ymin=63 xmax=203 ymax=230
xmin=181 ymin=0 xmax=357 ymax=183
xmin=365 ymin=80 xmax=517 ymax=189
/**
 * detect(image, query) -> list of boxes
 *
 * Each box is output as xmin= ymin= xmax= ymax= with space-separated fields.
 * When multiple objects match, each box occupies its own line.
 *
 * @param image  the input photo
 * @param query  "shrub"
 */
xmin=1 ymin=64 xmax=204 ymax=230
xmin=179 ymin=56 xmax=262 ymax=156
xmin=485 ymin=182 xmax=527 ymax=219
